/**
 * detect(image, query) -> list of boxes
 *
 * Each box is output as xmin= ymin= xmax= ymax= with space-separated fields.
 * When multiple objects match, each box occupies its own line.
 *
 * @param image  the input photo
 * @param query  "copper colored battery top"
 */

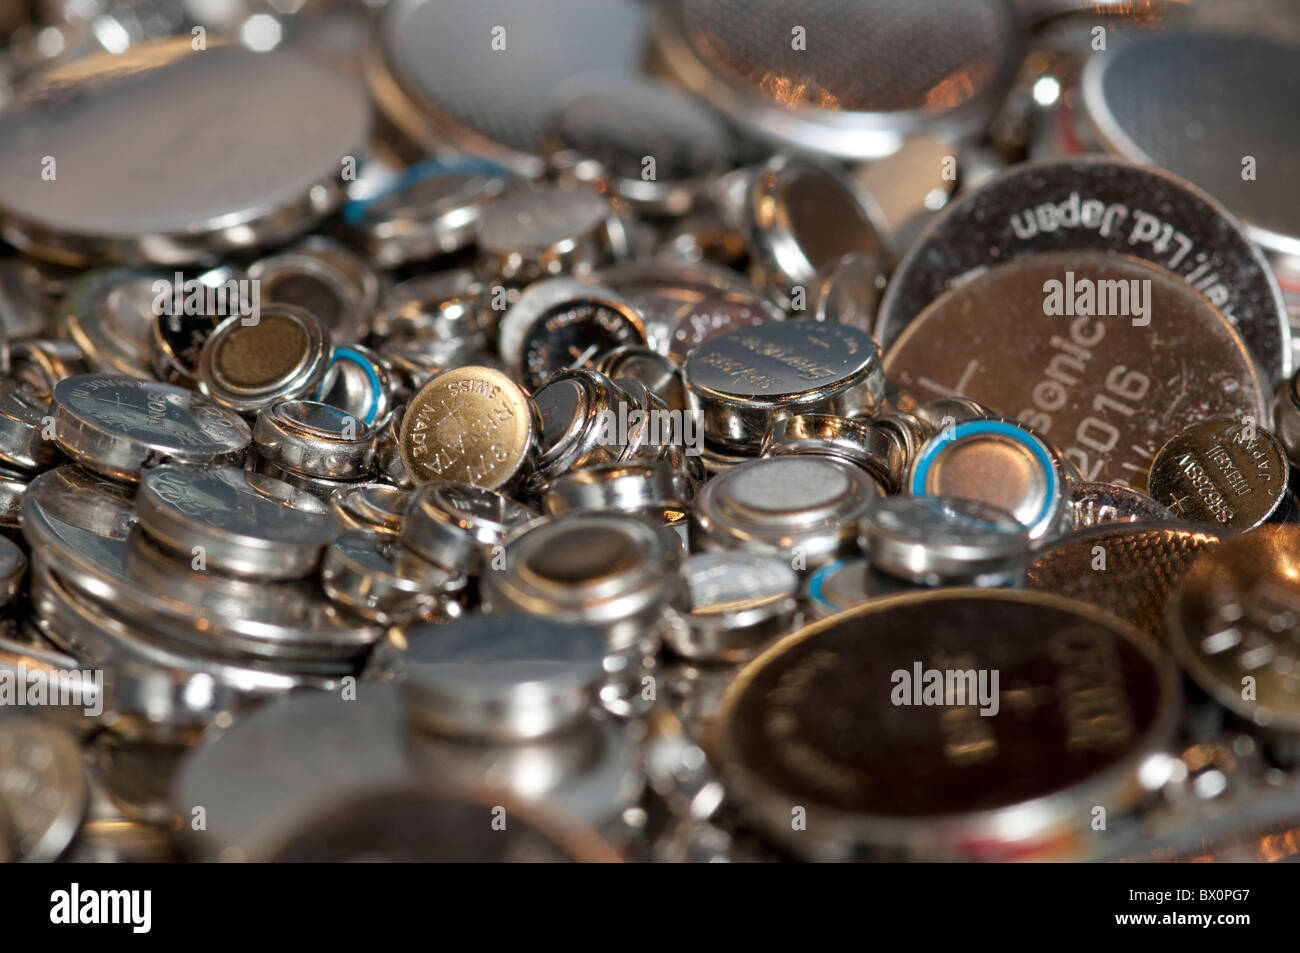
xmin=884 ymin=250 xmax=1267 ymax=488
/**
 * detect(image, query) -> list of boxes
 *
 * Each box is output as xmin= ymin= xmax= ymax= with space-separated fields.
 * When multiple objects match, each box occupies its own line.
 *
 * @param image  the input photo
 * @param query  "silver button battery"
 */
xmin=905 ymin=414 xmax=1073 ymax=542
xmin=248 ymin=252 xmax=367 ymax=344
xmin=477 ymin=183 xmax=622 ymax=286
xmin=197 ymin=305 xmax=332 ymax=418
xmin=342 ymin=158 xmax=511 ymax=268
xmin=134 ymin=465 xmax=339 ymax=580
xmin=597 ymin=259 xmax=782 ymax=362
xmin=10 ymin=340 xmax=87 ymax=401
xmin=806 ymin=555 xmax=914 ymax=620
xmin=313 ymin=345 xmax=395 ymax=430
xmin=1068 ymin=481 xmax=1175 ymax=530
xmin=808 ymin=251 xmax=888 ymax=335
xmin=543 ymin=460 xmax=691 ymax=523
xmin=60 ymin=268 xmax=157 ymax=377
xmin=529 ymin=368 xmax=640 ymax=486
xmin=253 ymin=398 xmax=375 ymax=482
xmin=691 ymin=455 xmax=883 ymax=570
xmin=482 ymin=512 xmax=685 ymax=717
xmin=368 ymin=0 xmax=648 ymax=177
xmin=862 ymin=496 xmax=1029 ymax=587
xmin=330 ymin=482 xmax=410 ymax=539
xmin=371 ymin=270 xmax=490 ymax=351
xmin=381 ymin=612 xmax=606 ymax=742
xmin=595 ymin=345 xmax=689 ymax=414
xmin=52 ymin=374 xmax=251 ymax=482
xmin=0 ymin=39 xmax=371 ymax=265
xmin=739 ymin=153 xmax=893 ymax=309
xmin=0 ymin=378 xmax=58 ymax=471
xmin=764 ymin=412 xmax=904 ymax=492
xmin=321 ymin=530 xmax=465 ymax=626
xmin=672 ymin=552 xmax=798 ymax=662
xmin=400 ymin=480 xmax=536 ymax=577
xmin=684 ymin=321 xmax=886 ymax=456
xmin=542 ymin=73 xmax=732 ymax=217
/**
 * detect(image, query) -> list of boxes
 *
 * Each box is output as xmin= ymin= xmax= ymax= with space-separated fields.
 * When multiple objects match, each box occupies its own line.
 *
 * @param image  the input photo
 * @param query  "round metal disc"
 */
xmin=1027 ymin=522 xmax=1223 ymax=644
xmin=651 ymin=0 xmax=1022 ymax=160
xmin=716 ymin=588 xmax=1180 ymax=860
xmin=1082 ymin=31 xmax=1300 ymax=257
xmin=368 ymin=0 xmax=649 ymax=177
xmin=883 ymin=252 xmax=1268 ymax=488
xmin=0 ymin=39 xmax=371 ymax=265
xmin=875 ymin=157 xmax=1292 ymax=391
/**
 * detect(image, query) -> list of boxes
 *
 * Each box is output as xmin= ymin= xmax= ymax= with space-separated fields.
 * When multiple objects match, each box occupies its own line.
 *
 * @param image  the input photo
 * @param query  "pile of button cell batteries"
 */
xmin=1 ymin=0 xmax=1300 ymax=863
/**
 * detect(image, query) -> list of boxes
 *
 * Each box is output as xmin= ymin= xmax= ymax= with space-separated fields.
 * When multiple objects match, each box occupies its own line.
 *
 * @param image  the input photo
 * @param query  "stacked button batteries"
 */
xmin=4 ymin=1 xmax=1300 ymax=865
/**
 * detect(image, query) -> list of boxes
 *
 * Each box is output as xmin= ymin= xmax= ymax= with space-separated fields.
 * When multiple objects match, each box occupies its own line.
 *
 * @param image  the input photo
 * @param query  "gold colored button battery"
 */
xmin=398 ymin=365 xmax=540 ymax=491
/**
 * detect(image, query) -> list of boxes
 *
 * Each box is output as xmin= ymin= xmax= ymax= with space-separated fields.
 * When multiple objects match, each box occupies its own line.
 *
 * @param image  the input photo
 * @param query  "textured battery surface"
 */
xmin=674 ymin=0 xmax=1011 ymax=113
xmin=1027 ymin=524 xmax=1222 ymax=644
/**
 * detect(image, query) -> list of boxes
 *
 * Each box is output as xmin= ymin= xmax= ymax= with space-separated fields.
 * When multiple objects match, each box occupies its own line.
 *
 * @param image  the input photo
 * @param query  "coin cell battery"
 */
xmin=739 ymin=153 xmax=893 ymax=309
xmin=134 ymin=465 xmax=340 ymax=581
xmin=476 ymin=183 xmax=622 ymax=285
xmin=399 ymin=481 xmax=536 ymax=577
xmin=482 ymin=512 xmax=685 ymax=717
xmin=0 ymin=39 xmax=371 ymax=266
xmin=542 ymin=73 xmax=733 ymax=217
xmin=906 ymin=417 xmax=1073 ymax=542
xmin=253 ymin=399 xmax=376 ymax=482
xmin=247 ymin=253 xmax=367 ymax=345
xmin=321 ymin=531 xmax=464 ymax=627
xmin=1146 ymin=416 xmax=1290 ymax=532
xmin=384 ymin=613 xmax=607 ymax=743
xmin=684 ymin=321 xmax=886 ymax=456
xmin=883 ymin=251 xmax=1269 ymax=489
xmin=716 ymin=589 xmax=1180 ymax=861
xmin=498 ymin=278 xmax=648 ymax=395
xmin=650 ymin=0 xmax=1020 ymax=161
xmin=673 ymin=552 xmax=799 ymax=663
xmin=862 ymin=496 xmax=1030 ymax=587
xmin=875 ymin=158 xmax=1291 ymax=392
xmin=343 ymin=159 xmax=511 ymax=268
xmin=197 ymin=305 xmax=332 ymax=418
xmin=52 ymin=374 xmax=251 ymax=482
xmin=397 ymin=365 xmax=540 ymax=492
xmin=1082 ymin=31 xmax=1300 ymax=258
xmin=331 ymin=483 xmax=410 ymax=539
xmin=0 ymin=380 xmax=59 ymax=472
xmin=1170 ymin=526 xmax=1300 ymax=763
xmin=691 ymin=455 xmax=883 ymax=571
